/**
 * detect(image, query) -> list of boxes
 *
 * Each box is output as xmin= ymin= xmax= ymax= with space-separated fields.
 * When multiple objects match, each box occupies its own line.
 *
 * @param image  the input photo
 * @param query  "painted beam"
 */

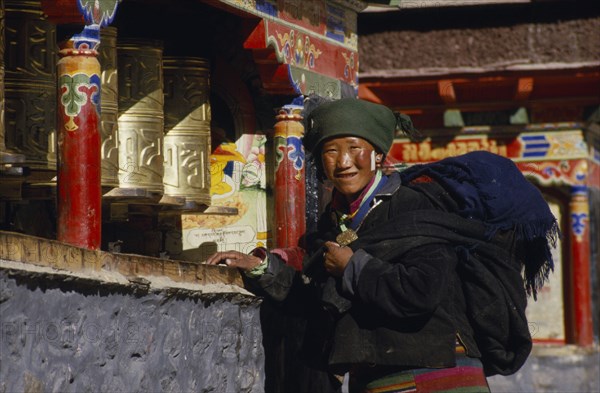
xmin=240 ymin=0 xmax=360 ymax=96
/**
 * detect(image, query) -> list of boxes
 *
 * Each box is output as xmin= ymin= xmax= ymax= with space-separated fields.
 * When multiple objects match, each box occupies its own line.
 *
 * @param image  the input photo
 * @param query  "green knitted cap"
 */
xmin=304 ymin=98 xmax=396 ymax=155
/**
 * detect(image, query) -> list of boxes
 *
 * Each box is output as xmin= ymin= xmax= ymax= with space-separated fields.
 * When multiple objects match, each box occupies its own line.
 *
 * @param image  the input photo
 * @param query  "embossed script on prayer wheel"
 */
xmin=0 ymin=0 xmax=24 ymax=164
xmin=116 ymin=39 xmax=164 ymax=195
xmin=3 ymin=0 xmax=57 ymax=168
xmin=98 ymin=27 xmax=119 ymax=189
xmin=162 ymin=57 xmax=211 ymax=206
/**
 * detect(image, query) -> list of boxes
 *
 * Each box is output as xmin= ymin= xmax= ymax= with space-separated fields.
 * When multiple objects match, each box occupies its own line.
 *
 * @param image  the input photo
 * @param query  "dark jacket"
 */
xmin=245 ymin=172 xmax=529 ymax=376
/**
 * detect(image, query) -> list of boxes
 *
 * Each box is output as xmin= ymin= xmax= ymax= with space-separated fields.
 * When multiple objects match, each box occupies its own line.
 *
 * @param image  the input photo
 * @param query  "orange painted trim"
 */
xmin=358 ymin=85 xmax=383 ymax=104
xmin=532 ymin=338 xmax=566 ymax=345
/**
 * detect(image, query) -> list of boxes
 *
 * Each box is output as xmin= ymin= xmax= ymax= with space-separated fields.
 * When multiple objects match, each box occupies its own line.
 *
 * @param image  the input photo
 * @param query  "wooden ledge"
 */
xmin=0 ymin=230 xmax=245 ymax=293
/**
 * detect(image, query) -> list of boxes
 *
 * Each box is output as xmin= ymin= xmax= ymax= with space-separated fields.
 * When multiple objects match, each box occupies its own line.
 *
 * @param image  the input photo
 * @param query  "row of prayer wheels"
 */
xmin=1 ymin=0 xmax=212 ymax=207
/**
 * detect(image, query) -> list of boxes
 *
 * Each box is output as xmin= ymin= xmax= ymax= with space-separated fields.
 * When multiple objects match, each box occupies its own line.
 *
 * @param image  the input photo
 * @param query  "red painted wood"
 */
xmin=41 ymin=0 xmax=84 ymax=25
xmin=273 ymin=108 xmax=306 ymax=248
xmin=359 ymin=68 xmax=600 ymax=127
xmin=243 ymin=20 xmax=266 ymax=49
xmin=264 ymin=20 xmax=358 ymax=86
xmin=589 ymin=160 xmax=600 ymax=189
xmin=244 ymin=18 xmax=359 ymax=93
xmin=57 ymin=49 xmax=102 ymax=250
xmin=569 ymin=192 xmax=594 ymax=347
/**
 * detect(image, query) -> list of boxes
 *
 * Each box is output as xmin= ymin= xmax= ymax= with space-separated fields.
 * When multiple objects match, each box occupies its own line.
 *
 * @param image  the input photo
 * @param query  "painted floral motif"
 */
xmin=59 ymin=73 xmax=101 ymax=131
xmin=275 ymin=136 xmax=305 ymax=179
xmin=234 ymin=0 xmax=258 ymax=10
xmin=287 ymin=136 xmax=305 ymax=180
xmin=541 ymin=164 xmax=563 ymax=178
xmin=519 ymin=159 xmax=589 ymax=188
xmin=78 ymin=0 xmax=120 ymax=26
xmin=571 ymin=212 xmax=588 ymax=238
xmin=277 ymin=30 xmax=322 ymax=70
xmin=275 ymin=136 xmax=285 ymax=170
xmin=241 ymin=136 xmax=266 ymax=188
xmin=342 ymin=51 xmax=356 ymax=81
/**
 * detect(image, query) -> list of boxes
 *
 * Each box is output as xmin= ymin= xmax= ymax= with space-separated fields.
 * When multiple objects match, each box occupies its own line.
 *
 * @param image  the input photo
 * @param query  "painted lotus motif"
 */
xmin=78 ymin=0 xmax=120 ymax=26
xmin=59 ymin=73 xmax=101 ymax=131
xmin=277 ymin=30 xmax=322 ymax=70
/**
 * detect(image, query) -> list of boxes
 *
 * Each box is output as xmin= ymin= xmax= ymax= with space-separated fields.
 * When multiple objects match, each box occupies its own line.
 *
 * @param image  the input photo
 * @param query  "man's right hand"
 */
xmin=205 ymin=250 xmax=262 ymax=271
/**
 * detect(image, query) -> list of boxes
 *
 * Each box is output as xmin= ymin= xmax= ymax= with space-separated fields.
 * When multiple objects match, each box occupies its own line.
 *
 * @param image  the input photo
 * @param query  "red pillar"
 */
xmin=569 ymin=185 xmax=593 ymax=346
xmin=273 ymin=105 xmax=306 ymax=248
xmin=56 ymin=43 xmax=101 ymax=249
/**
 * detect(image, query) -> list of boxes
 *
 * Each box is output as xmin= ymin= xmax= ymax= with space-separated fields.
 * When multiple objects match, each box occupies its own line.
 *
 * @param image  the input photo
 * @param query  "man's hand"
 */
xmin=323 ymin=241 xmax=354 ymax=277
xmin=205 ymin=250 xmax=262 ymax=271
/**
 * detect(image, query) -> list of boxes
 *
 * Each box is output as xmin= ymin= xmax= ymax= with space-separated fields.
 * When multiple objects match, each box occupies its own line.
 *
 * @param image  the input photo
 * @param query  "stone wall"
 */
xmin=0 ymin=268 xmax=264 ymax=393
xmin=0 ymin=230 xmax=263 ymax=392
xmin=358 ymin=2 xmax=600 ymax=74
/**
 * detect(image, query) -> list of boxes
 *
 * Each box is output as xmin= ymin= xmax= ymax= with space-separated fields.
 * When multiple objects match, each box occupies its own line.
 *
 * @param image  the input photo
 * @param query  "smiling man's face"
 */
xmin=321 ymin=136 xmax=382 ymax=201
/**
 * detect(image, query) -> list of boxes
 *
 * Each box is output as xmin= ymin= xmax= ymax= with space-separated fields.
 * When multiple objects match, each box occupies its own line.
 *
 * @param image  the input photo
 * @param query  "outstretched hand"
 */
xmin=205 ymin=250 xmax=262 ymax=271
xmin=323 ymin=241 xmax=354 ymax=277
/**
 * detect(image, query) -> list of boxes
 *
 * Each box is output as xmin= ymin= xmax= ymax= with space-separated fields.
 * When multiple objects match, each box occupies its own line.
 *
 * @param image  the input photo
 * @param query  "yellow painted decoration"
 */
xmin=65 ymin=117 xmax=78 ymax=132
xmin=210 ymin=142 xmax=247 ymax=196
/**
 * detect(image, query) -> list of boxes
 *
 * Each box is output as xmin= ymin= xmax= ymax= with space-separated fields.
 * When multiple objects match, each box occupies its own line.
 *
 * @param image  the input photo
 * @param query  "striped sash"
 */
xmin=349 ymin=341 xmax=490 ymax=393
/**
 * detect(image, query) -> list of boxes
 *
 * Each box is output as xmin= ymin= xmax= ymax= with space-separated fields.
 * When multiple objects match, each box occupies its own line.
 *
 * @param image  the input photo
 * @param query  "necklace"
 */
xmin=335 ymin=171 xmax=382 ymax=246
xmin=336 ymin=226 xmax=359 ymax=246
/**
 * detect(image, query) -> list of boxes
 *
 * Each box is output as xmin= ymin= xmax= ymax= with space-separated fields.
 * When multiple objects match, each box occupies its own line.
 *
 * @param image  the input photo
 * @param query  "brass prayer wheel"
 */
xmin=0 ymin=0 xmax=22 ymax=163
xmin=98 ymin=27 xmax=119 ymax=189
xmin=116 ymin=39 xmax=164 ymax=195
xmin=3 ymin=0 xmax=57 ymax=169
xmin=162 ymin=57 xmax=211 ymax=206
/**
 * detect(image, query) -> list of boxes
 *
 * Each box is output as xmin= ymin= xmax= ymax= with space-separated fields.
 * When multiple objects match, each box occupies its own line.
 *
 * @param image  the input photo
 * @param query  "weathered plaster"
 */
xmin=0 ymin=269 xmax=264 ymax=393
